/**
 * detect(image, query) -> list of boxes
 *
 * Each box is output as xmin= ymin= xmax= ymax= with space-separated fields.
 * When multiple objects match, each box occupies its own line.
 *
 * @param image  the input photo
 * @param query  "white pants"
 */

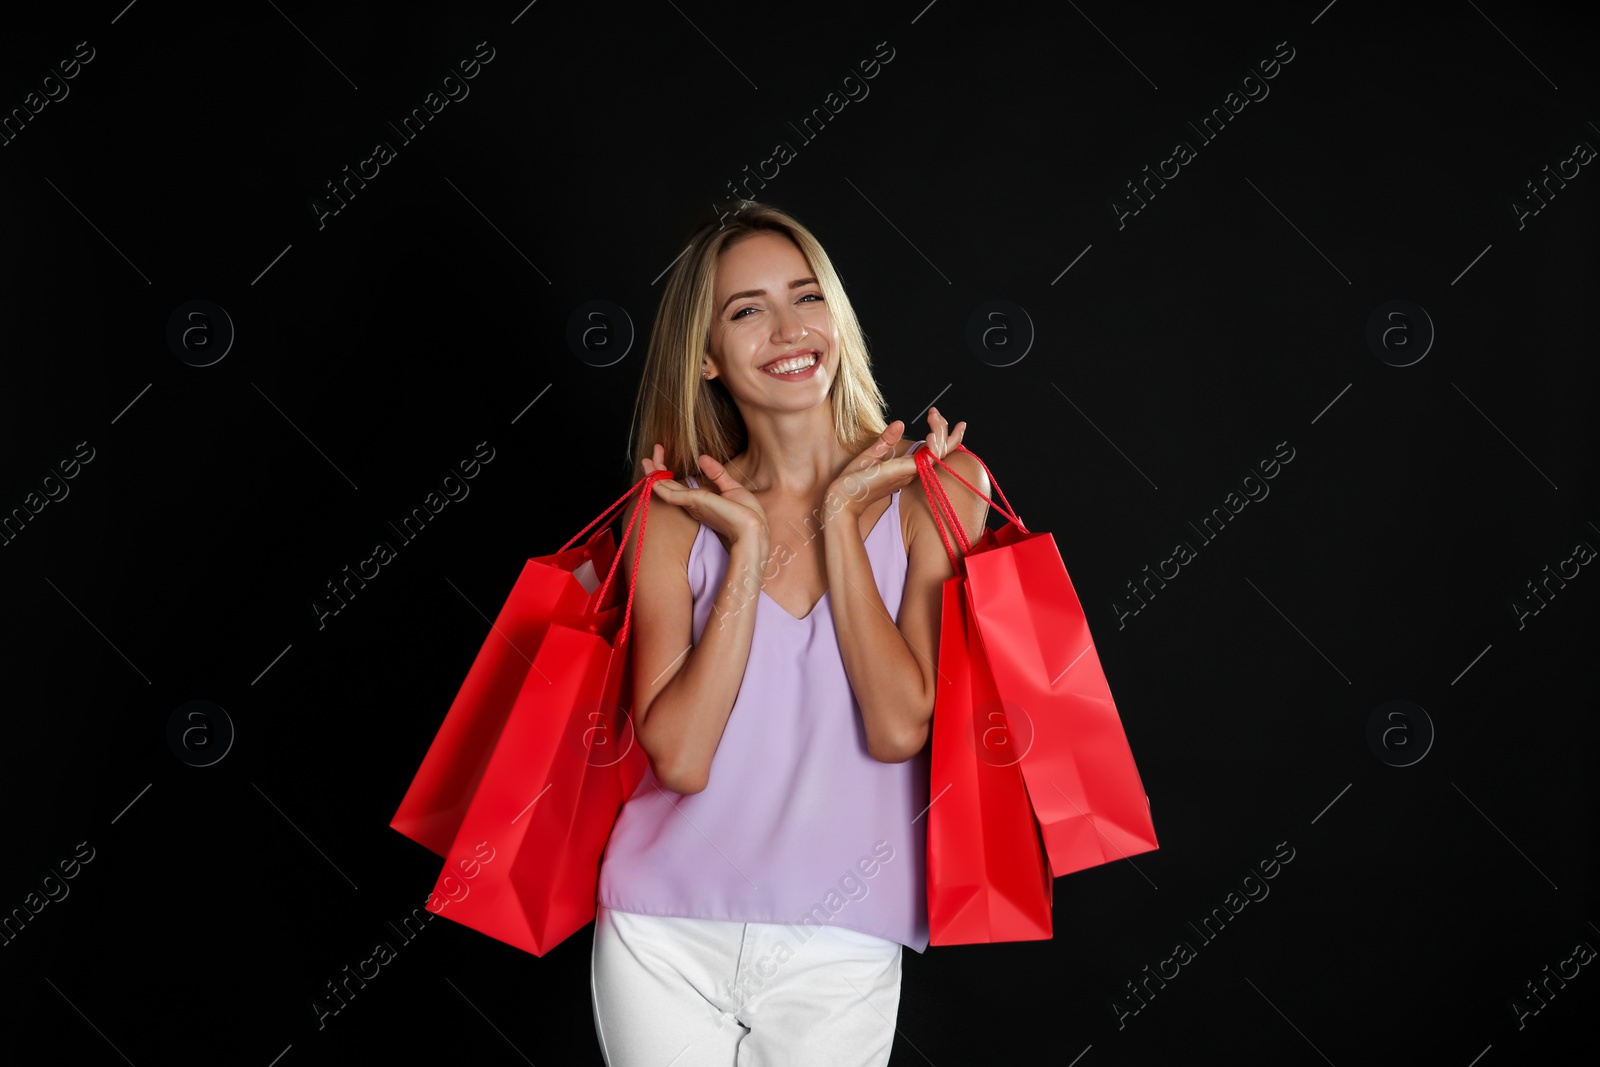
xmin=590 ymin=905 xmax=904 ymax=1066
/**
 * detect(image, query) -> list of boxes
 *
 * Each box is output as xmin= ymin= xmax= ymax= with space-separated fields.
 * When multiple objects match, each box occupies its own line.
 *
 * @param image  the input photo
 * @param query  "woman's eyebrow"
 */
xmin=718 ymin=277 xmax=820 ymax=314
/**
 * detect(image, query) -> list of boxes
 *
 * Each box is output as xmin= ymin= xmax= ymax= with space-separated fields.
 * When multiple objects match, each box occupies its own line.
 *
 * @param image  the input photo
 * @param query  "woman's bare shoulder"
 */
xmin=622 ymin=481 xmax=702 ymax=576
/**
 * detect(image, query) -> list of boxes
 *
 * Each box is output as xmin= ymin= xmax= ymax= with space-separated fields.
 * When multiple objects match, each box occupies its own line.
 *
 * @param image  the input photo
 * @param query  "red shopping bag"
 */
xmin=390 ymin=474 xmax=654 ymax=856
xmin=916 ymin=446 xmax=1158 ymax=880
xmin=399 ymin=471 xmax=668 ymax=955
xmin=925 ymin=569 xmax=1054 ymax=946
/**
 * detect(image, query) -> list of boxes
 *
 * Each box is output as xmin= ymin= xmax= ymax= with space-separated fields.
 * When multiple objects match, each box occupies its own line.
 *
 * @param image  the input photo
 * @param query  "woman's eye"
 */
xmin=732 ymin=293 xmax=821 ymax=319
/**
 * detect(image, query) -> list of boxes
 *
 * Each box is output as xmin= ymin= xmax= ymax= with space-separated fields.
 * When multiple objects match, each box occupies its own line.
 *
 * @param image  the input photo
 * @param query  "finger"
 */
xmin=699 ymin=454 xmax=742 ymax=493
xmin=863 ymin=421 xmax=903 ymax=467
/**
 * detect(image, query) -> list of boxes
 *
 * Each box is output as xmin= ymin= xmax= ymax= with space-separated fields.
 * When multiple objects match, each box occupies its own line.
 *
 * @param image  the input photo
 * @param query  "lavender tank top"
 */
xmin=597 ymin=440 xmax=932 ymax=952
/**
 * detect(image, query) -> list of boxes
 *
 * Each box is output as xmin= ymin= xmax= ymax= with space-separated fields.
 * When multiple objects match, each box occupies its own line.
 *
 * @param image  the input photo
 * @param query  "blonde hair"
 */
xmin=620 ymin=201 xmax=890 ymax=495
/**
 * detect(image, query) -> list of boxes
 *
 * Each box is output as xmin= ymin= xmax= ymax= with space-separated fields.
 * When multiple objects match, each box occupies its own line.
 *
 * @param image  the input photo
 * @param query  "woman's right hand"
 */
xmin=641 ymin=444 xmax=769 ymax=547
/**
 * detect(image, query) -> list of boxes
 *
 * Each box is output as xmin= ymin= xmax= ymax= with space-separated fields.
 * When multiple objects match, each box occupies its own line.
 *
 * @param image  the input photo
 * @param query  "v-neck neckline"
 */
xmin=704 ymin=491 xmax=901 ymax=623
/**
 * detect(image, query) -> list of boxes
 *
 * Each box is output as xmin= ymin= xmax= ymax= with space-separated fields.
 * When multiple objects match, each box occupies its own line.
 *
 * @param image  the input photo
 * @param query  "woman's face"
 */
xmin=705 ymin=232 xmax=836 ymax=408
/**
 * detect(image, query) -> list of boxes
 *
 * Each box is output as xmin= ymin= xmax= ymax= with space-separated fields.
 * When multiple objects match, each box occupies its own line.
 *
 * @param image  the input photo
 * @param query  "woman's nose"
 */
xmin=771 ymin=304 xmax=807 ymax=343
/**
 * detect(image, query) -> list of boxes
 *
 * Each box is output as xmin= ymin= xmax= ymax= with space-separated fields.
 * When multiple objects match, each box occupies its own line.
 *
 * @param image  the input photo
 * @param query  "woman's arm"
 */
xmin=824 ymin=450 xmax=991 ymax=762
xmin=620 ymin=490 xmax=770 ymax=794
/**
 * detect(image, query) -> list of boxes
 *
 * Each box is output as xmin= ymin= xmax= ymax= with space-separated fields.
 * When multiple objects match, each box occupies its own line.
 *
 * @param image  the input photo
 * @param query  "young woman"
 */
xmin=592 ymin=201 xmax=991 ymax=1066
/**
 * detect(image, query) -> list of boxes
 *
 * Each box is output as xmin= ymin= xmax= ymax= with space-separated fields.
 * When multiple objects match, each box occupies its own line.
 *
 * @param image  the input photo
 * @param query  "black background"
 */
xmin=1 ymin=1 xmax=1595 ymax=1064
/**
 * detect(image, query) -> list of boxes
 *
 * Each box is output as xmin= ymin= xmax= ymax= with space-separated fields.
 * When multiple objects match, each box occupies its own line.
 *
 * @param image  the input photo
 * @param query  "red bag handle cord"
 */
xmin=557 ymin=468 xmax=674 ymax=646
xmin=928 ymin=444 xmax=1024 ymax=530
xmin=914 ymin=448 xmax=967 ymax=572
xmin=607 ymin=470 xmax=673 ymax=647
xmin=558 ymin=472 xmax=664 ymax=554
xmin=914 ymin=444 xmax=1026 ymax=569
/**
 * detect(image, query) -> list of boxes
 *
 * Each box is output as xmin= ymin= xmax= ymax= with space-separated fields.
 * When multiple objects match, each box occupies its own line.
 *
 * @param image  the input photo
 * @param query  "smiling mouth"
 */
xmin=761 ymin=351 xmax=820 ymax=375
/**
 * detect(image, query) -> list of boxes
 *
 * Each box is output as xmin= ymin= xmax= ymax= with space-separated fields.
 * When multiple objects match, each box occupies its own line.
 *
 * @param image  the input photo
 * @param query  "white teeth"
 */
xmin=764 ymin=354 xmax=817 ymax=375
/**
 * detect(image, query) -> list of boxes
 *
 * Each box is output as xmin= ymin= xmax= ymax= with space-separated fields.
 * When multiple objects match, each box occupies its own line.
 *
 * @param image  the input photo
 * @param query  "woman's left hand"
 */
xmin=824 ymin=406 xmax=967 ymax=524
